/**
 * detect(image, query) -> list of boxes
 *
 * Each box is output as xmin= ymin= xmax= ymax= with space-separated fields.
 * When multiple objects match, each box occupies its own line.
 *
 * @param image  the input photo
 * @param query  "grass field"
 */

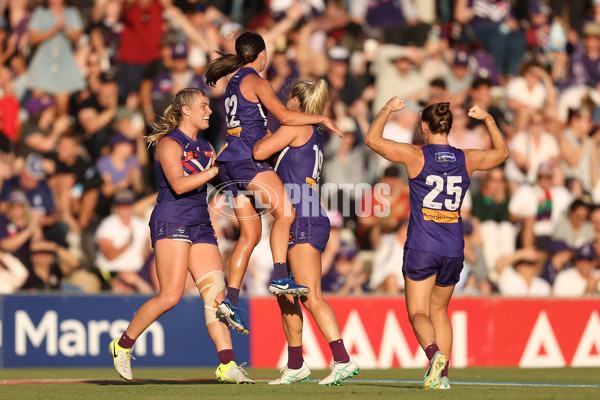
xmin=1 ymin=367 xmax=599 ymax=400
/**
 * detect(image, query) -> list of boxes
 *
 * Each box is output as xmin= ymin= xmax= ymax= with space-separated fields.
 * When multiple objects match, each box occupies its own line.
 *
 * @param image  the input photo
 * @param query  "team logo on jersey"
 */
xmin=184 ymin=151 xmax=201 ymax=161
xmin=435 ymin=152 xmax=456 ymax=162
xmin=203 ymin=151 xmax=214 ymax=158
xmin=305 ymin=177 xmax=318 ymax=190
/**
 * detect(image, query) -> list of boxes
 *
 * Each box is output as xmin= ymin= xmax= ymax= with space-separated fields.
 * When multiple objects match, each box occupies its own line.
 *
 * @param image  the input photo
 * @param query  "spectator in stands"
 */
xmin=456 ymin=218 xmax=491 ymax=295
xmin=509 ymin=161 xmax=572 ymax=249
xmin=504 ymin=110 xmax=561 ymax=187
xmin=0 ymin=153 xmax=66 ymax=246
xmin=150 ymin=42 xmax=209 ymax=117
xmin=0 ymin=249 xmax=28 ymax=294
xmin=358 ymin=165 xmax=410 ymax=250
xmin=17 ymin=96 xmax=71 ymax=159
xmin=464 ymin=77 xmax=510 ymax=139
xmin=0 ymin=65 xmax=20 ymax=147
xmin=54 ymin=132 xmax=103 ymax=265
xmin=0 ymin=190 xmax=42 ymax=263
xmin=553 ymin=242 xmax=600 ymax=296
xmin=448 ymin=105 xmax=487 ymax=151
xmin=96 ymin=131 xmax=143 ymax=217
xmin=505 ymin=62 xmax=557 ymax=132
xmin=114 ymin=0 xmax=167 ymax=99
xmin=324 ymin=46 xmax=363 ymax=110
xmin=569 ymin=22 xmax=600 ymax=87
xmin=540 ymin=239 xmax=573 ymax=286
xmin=591 ymin=205 xmax=600 ymax=241
xmin=321 ymin=240 xmax=367 ymax=294
xmin=372 ymin=44 xmax=427 ymax=113
xmin=22 ymin=238 xmax=81 ymax=292
xmin=27 ymin=0 xmax=85 ymax=116
xmin=77 ymin=71 xmax=119 ymax=160
xmin=443 ymin=51 xmax=474 ymax=106
xmin=551 ymin=199 xmax=595 ymax=249
xmin=559 ymin=105 xmax=598 ymax=196
xmin=95 ymin=190 xmax=153 ymax=294
xmin=454 ymin=0 xmax=526 ymax=81
xmin=369 ymin=219 xmax=407 ymax=293
xmin=495 ymin=247 xmax=551 ymax=297
xmin=471 ymin=167 xmax=515 ymax=279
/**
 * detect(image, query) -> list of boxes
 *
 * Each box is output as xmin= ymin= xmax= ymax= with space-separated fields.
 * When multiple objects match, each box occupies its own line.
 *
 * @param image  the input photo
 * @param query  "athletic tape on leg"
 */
xmin=195 ymin=271 xmax=226 ymax=325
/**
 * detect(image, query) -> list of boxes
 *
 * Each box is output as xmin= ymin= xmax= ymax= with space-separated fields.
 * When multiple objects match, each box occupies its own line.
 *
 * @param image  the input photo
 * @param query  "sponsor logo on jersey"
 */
xmin=422 ymin=208 xmax=459 ymax=223
xmin=203 ymin=151 xmax=214 ymax=158
xmin=435 ymin=152 xmax=456 ymax=162
xmin=227 ymin=127 xmax=242 ymax=137
xmin=178 ymin=226 xmax=186 ymax=233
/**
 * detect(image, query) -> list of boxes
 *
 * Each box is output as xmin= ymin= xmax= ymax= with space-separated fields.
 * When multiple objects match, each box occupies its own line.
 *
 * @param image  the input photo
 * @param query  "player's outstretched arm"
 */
xmin=465 ymin=105 xmax=510 ymax=175
xmin=364 ymin=96 xmax=421 ymax=165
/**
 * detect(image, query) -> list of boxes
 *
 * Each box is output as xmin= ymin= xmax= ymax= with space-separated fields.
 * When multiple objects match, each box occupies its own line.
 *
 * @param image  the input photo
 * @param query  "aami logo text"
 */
xmin=14 ymin=310 xmax=164 ymax=357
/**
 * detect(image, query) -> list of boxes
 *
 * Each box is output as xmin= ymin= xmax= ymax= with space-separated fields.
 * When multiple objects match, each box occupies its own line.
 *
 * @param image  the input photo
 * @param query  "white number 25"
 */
xmin=423 ymin=175 xmax=462 ymax=211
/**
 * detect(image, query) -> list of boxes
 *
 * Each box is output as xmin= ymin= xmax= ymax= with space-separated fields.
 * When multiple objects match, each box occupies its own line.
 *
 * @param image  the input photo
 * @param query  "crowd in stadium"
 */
xmin=0 ymin=0 xmax=599 ymax=298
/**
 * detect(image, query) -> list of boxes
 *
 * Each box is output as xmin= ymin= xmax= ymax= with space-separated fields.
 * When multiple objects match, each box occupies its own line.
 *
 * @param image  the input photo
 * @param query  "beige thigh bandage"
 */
xmin=195 ymin=271 xmax=225 ymax=325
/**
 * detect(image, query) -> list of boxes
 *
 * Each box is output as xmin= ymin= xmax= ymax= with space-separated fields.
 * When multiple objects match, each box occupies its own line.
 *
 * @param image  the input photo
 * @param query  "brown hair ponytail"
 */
xmin=421 ymin=102 xmax=453 ymax=135
xmin=205 ymin=32 xmax=266 ymax=87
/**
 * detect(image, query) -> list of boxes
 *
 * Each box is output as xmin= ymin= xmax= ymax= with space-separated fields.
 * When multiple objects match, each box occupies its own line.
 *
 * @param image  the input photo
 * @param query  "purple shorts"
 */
xmin=217 ymin=159 xmax=273 ymax=197
xmin=150 ymin=220 xmax=218 ymax=248
xmin=402 ymin=247 xmax=464 ymax=287
xmin=289 ymin=217 xmax=330 ymax=253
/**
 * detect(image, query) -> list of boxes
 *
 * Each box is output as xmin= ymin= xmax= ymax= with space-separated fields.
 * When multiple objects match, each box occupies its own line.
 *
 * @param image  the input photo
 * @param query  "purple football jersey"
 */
xmin=405 ymin=144 xmax=470 ymax=257
xmin=150 ymin=128 xmax=213 ymax=225
xmin=274 ymin=126 xmax=328 ymax=219
xmin=217 ymin=67 xmax=268 ymax=162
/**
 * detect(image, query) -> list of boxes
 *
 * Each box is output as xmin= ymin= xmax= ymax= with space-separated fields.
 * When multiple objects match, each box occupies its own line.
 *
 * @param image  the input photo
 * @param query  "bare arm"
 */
xmin=249 ymin=76 xmax=342 ymax=137
xmin=454 ymin=0 xmax=475 ymax=24
xmin=364 ymin=97 xmax=423 ymax=176
xmin=78 ymin=106 xmax=118 ymax=136
xmin=559 ymin=136 xmax=583 ymax=167
xmin=163 ymin=5 xmax=210 ymax=52
xmin=157 ymin=137 xmax=218 ymax=195
xmin=253 ymin=125 xmax=304 ymax=160
xmin=98 ymin=237 xmax=132 ymax=261
xmin=24 ymin=116 xmax=71 ymax=154
xmin=29 ymin=26 xmax=61 ymax=46
xmin=464 ymin=105 xmax=510 ymax=175
xmin=0 ymin=251 xmax=28 ymax=289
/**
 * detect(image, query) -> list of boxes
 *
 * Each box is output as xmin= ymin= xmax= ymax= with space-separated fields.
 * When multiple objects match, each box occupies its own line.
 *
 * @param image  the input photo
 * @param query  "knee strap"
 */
xmin=196 ymin=271 xmax=225 ymax=325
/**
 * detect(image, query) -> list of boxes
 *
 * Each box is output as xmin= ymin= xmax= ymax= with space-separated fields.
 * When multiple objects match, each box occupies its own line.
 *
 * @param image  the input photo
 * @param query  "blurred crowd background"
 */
xmin=0 ymin=0 xmax=599 ymax=298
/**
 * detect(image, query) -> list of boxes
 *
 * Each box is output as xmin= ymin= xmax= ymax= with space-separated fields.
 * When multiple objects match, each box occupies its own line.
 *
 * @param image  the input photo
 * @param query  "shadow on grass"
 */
xmin=93 ymin=378 xmax=230 ymax=386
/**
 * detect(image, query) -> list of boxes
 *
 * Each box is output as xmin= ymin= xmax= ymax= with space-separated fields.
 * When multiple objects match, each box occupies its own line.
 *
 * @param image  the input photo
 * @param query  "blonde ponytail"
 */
xmin=145 ymin=88 xmax=206 ymax=146
xmin=289 ymin=79 xmax=329 ymax=115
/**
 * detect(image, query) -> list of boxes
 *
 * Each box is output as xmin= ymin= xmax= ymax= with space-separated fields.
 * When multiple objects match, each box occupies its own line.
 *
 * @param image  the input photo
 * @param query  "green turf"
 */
xmin=1 ymin=367 xmax=599 ymax=400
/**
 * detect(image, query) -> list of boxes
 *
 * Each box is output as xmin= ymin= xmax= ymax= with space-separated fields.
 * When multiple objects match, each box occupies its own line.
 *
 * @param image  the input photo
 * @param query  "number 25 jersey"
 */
xmin=405 ymin=144 xmax=470 ymax=257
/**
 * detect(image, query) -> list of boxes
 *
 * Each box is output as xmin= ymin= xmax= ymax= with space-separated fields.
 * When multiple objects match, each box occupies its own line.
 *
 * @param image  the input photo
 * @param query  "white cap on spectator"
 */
xmin=339 ymin=116 xmax=357 ymax=133
xmin=328 ymin=46 xmax=350 ymax=62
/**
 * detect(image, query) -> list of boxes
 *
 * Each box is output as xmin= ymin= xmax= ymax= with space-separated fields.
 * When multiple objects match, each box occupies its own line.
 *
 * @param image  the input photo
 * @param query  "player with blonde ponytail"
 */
xmin=109 ymin=88 xmax=253 ymax=384
xmin=252 ymin=79 xmax=359 ymax=386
